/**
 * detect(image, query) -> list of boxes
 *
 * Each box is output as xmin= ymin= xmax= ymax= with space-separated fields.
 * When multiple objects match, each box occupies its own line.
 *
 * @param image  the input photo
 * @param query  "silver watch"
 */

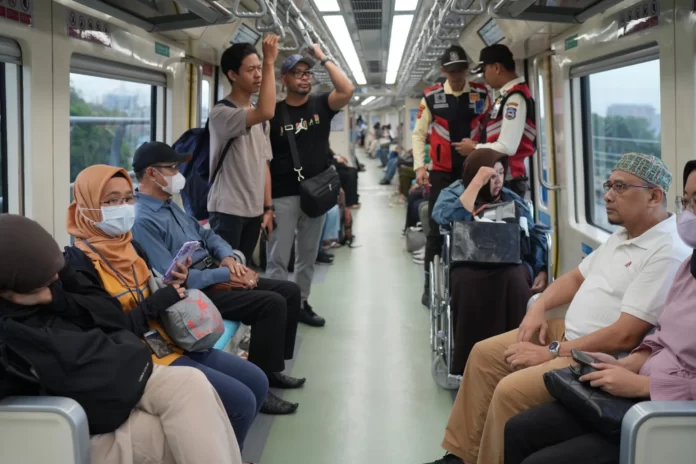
xmin=548 ymin=341 xmax=561 ymax=359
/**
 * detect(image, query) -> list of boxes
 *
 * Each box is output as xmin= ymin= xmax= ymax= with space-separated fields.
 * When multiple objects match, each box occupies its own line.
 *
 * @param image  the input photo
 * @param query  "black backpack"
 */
xmin=0 ymin=317 xmax=153 ymax=434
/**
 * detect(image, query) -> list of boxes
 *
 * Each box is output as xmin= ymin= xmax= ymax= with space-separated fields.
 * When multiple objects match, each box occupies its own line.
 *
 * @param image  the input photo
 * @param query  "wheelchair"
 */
xmin=429 ymin=212 xmax=554 ymax=390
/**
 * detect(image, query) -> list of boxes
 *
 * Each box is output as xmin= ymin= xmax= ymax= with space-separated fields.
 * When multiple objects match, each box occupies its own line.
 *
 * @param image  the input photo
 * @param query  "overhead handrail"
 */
xmin=440 ymin=12 xmax=465 ymax=29
xmin=233 ymin=0 xmax=268 ymax=18
xmin=255 ymin=0 xmax=282 ymax=32
xmin=532 ymin=51 xmax=560 ymax=191
xmin=451 ymin=0 xmax=486 ymax=15
xmin=278 ymin=27 xmax=300 ymax=51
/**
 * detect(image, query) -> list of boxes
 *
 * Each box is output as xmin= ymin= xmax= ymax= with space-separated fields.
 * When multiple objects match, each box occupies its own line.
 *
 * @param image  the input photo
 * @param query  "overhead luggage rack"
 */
xmin=489 ymin=0 xmax=625 ymax=23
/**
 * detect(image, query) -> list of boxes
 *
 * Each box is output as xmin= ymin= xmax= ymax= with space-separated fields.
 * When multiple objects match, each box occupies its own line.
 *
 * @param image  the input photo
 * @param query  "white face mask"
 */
xmin=81 ymin=204 xmax=135 ymax=237
xmin=156 ymin=172 xmax=186 ymax=196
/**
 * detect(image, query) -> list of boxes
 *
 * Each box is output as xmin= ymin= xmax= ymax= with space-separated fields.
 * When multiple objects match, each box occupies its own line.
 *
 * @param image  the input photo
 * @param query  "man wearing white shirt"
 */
xmin=457 ymin=44 xmax=537 ymax=197
xmin=425 ymin=152 xmax=691 ymax=464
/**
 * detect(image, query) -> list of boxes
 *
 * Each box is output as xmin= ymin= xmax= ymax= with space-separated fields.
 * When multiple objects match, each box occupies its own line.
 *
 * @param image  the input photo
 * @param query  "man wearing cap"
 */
xmin=266 ymin=44 xmax=354 ymax=327
xmin=130 ymin=141 xmax=306 ymax=415
xmin=458 ymin=44 xmax=537 ymax=198
xmin=412 ymin=44 xmax=491 ymax=307
xmin=425 ymin=153 xmax=690 ymax=464
xmin=207 ymin=35 xmax=279 ymax=264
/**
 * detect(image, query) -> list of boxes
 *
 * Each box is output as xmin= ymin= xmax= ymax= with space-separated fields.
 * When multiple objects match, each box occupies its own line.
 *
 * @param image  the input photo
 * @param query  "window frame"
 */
xmin=68 ymin=60 xmax=166 ymax=185
xmin=0 ymin=37 xmax=23 ymax=215
xmin=572 ymin=44 xmax=660 ymax=232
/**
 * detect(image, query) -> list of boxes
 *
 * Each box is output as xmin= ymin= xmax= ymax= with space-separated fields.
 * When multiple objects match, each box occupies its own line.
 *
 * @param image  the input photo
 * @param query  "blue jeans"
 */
xmin=383 ymin=154 xmax=399 ymax=182
xmin=321 ymin=205 xmax=341 ymax=243
xmin=172 ymin=349 xmax=269 ymax=448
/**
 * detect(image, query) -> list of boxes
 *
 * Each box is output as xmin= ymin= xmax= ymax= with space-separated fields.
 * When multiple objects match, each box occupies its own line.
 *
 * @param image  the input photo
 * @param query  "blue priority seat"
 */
xmin=213 ymin=320 xmax=241 ymax=351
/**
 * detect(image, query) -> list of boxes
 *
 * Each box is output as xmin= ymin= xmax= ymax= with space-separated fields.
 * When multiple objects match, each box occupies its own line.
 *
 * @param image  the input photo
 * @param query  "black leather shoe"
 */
xmin=268 ymin=372 xmax=306 ymax=389
xmin=260 ymin=392 xmax=298 ymax=415
xmin=299 ymin=302 xmax=325 ymax=327
xmin=316 ymin=251 xmax=334 ymax=264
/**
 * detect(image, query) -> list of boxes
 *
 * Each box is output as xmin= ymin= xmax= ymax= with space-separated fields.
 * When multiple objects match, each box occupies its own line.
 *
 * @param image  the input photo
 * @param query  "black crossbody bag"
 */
xmin=281 ymin=100 xmax=341 ymax=218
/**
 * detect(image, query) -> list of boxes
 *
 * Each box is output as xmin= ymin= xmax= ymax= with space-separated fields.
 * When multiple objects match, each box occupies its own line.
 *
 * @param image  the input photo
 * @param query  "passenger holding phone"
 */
xmin=503 ymin=160 xmax=696 ymax=464
xmin=65 ymin=164 xmax=270 ymax=448
xmin=130 ymin=142 xmax=305 ymax=415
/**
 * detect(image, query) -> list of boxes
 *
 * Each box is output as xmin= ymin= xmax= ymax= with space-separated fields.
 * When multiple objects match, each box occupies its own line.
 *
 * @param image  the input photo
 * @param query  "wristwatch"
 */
xmin=264 ymin=205 xmax=275 ymax=213
xmin=548 ymin=341 xmax=561 ymax=359
xmin=320 ymin=57 xmax=333 ymax=67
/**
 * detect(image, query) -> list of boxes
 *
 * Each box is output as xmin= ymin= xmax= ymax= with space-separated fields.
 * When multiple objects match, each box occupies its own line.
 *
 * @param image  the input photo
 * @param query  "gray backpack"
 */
xmin=148 ymin=273 xmax=224 ymax=352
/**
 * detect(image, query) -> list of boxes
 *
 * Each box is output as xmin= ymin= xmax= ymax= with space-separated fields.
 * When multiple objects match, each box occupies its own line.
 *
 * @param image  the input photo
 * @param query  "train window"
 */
xmin=0 ymin=37 xmax=22 ymax=214
xmin=575 ymin=49 xmax=660 ymax=232
xmin=69 ymin=55 xmax=166 ymax=184
xmin=201 ymin=79 xmax=210 ymax=126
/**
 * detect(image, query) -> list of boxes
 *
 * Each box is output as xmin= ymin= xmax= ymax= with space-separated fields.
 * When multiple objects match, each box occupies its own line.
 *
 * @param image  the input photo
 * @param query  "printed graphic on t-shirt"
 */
xmin=281 ymin=113 xmax=322 ymax=136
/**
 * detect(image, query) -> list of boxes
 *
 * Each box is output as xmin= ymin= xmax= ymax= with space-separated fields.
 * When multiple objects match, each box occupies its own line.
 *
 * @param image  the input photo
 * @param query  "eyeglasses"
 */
xmin=291 ymin=70 xmax=314 ymax=80
xmin=676 ymin=195 xmax=696 ymax=214
xmin=602 ymin=181 xmax=655 ymax=195
xmin=102 ymin=197 xmax=135 ymax=207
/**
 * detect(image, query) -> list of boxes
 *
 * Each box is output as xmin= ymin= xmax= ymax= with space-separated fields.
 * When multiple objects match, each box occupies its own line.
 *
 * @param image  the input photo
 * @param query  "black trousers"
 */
xmin=204 ymin=278 xmax=301 ymax=374
xmin=209 ymin=212 xmax=263 ymax=265
xmin=425 ymin=170 xmax=457 ymax=272
xmin=336 ymin=163 xmax=360 ymax=207
xmin=504 ymin=402 xmax=619 ymax=464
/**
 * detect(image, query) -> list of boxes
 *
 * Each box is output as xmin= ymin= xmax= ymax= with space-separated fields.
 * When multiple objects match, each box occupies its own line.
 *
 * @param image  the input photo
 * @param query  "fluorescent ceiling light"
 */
xmin=395 ymin=0 xmax=419 ymax=11
xmin=313 ymin=0 xmax=341 ymax=12
xmin=353 ymin=96 xmax=360 ymax=101
xmin=361 ymin=96 xmax=376 ymax=106
xmin=385 ymin=15 xmax=414 ymax=85
xmin=322 ymin=15 xmax=367 ymax=85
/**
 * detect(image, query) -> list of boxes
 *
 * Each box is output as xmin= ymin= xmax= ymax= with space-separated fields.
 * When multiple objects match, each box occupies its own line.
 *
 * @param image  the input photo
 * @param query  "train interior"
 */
xmin=1 ymin=0 xmax=696 ymax=463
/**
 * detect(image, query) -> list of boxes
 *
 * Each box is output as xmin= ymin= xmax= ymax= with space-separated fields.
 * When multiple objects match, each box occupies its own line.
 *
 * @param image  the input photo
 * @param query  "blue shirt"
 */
xmin=132 ymin=192 xmax=234 ymax=290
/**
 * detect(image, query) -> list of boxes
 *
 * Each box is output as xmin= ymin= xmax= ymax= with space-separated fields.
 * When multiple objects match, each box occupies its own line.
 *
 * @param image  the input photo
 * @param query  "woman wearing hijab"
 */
xmin=64 ymin=165 xmax=268 ymax=451
xmin=431 ymin=148 xmax=549 ymax=375
xmin=0 ymin=214 xmax=242 ymax=464
xmin=503 ymin=160 xmax=696 ymax=464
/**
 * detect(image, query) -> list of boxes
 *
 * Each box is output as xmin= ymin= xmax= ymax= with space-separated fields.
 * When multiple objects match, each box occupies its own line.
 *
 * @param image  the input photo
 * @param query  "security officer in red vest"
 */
xmin=412 ymin=45 xmax=490 ymax=307
xmin=457 ymin=44 xmax=537 ymax=197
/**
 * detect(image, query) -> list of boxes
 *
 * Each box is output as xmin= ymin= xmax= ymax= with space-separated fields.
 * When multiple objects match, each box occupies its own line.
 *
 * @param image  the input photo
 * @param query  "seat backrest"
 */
xmin=0 ymin=396 xmax=90 ymax=464
xmin=622 ymin=402 xmax=696 ymax=464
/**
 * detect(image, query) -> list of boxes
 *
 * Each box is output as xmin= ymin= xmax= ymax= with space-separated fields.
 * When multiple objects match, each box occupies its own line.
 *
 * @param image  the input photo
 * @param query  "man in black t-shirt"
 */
xmin=267 ymin=44 xmax=354 ymax=327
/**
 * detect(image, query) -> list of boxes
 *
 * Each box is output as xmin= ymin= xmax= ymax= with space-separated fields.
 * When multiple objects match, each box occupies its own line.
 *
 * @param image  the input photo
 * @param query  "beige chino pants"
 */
xmin=442 ymin=319 xmax=572 ymax=464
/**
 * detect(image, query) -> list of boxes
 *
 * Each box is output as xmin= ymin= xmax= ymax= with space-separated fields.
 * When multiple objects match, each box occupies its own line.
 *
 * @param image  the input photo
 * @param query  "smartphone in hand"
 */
xmin=163 ymin=241 xmax=200 ymax=283
xmin=143 ymin=329 xmax=174 ymax=358
xmin=571 ymin=349 xmax=599 ymax=368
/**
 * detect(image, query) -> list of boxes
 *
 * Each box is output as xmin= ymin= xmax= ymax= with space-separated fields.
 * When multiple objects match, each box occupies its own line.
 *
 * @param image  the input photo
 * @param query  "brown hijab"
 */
xmin=461 ymin=148 xmax=509 ymax=203
xmin=0 ymin=214 xmax=65 ymax=293
xmin=66 ymin=165 xmax=150 ymax=289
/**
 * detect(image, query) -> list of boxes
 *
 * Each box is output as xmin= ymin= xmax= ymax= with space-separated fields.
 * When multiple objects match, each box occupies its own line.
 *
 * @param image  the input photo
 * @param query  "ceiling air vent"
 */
xmin=350 ymin=0 xmax=382 ymax=30
xmin=367 ymin=60 xmax=381 ymax=72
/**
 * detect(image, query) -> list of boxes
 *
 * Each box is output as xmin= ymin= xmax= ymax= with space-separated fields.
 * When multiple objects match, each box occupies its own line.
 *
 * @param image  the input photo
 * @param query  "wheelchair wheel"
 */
xmin=431 ymin=354 xmax=461 ymax=390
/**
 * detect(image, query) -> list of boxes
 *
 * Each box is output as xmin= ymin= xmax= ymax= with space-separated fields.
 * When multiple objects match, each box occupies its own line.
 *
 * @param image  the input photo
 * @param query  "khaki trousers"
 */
xmin=90 ymin=365 xmax=242 ymax=464
xmin=442 ymin=319 xmax=571 ymax=464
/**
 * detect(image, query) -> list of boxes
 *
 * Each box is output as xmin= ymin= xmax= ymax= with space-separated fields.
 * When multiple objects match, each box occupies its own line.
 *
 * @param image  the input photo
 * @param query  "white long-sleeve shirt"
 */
xmin=476 ymin=77 xmax=528 ymax=156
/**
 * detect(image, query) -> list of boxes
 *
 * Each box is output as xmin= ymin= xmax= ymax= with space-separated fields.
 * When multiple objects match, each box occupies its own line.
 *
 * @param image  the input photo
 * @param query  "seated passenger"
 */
xmin=330 ymin=147 xmax=360 ymax=209
xmin=503 ymin=159 xmax=696 ymax=464
xmin=425 ymin=152 xmax=691 ymax=464
xmin=0 ymin=214 xmax=242 ymax=464
xmin=128 ymin=143 xmax=305 ymax=414
xmin=431 ymin=148 xmax=548 ymax=376
xmin=65 ymin=165 xmax=270 ymax=444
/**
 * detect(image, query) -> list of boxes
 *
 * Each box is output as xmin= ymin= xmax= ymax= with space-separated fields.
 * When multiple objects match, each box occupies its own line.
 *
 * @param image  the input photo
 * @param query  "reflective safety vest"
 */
xmin=481 ymin=83 xmax=536 ymax=179
xmin=424 ymin=81 xmax=488 ymax=174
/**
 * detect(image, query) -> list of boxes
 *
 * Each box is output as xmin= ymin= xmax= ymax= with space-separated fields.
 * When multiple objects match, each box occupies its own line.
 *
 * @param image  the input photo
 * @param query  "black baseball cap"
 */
xmin=132 ymin=142 xmax=191 ymax=172
xmin=471 ymin=44 xmax=514 ymax=74
xmin=441 ymin=45 xmax=469 ymax=72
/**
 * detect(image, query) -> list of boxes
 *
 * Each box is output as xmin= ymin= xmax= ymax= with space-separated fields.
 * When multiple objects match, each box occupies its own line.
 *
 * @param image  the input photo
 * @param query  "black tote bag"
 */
xmin=543 ymin=365 xmax=641 ymax=438
xmin=281 ymin=101 xmax=341 ymax=218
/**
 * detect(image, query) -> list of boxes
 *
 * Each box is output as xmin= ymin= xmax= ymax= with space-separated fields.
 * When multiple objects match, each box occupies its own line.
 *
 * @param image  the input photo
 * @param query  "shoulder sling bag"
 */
xmin=281 ymin=100 xmax=341 ymax=218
